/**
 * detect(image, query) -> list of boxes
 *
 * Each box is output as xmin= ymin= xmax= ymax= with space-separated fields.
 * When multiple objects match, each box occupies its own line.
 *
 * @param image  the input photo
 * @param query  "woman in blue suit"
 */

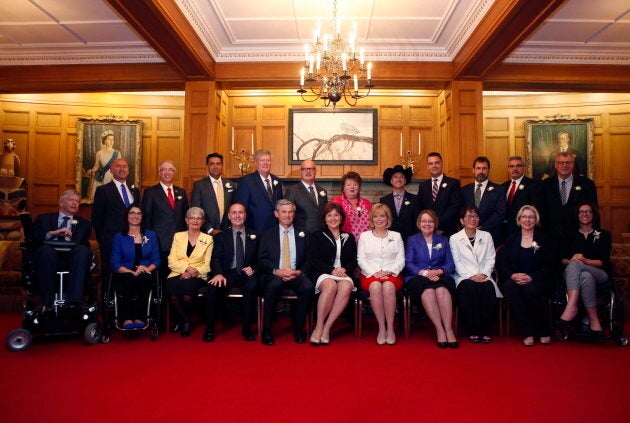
xmin=111 ymin=205 xmax=161 ymax=329
xmin=405 ymin=209 xmax=457 ymax=348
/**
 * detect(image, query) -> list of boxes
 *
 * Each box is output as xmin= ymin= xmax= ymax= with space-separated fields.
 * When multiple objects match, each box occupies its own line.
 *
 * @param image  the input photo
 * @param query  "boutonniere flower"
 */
xmin=487 ymin=186 xmax=495 ymax=191
xmin=176 ymin=195 xmax=182 ymax=200
xmin=298 ymin=231 xmax=305 ymax=238
xmin=249 ymin=234 xmax=256 ymax=240
xmin=442 ymin=183 xmax=447 ymax=188
xmin=273 ymin=180 xmax=278 ymax=186
xmin=530 ymin=241 xmax=540 ymax=253
xmin=70 ymin=219 xmax=78 ymax=226
xmin=130 ymin=185 xmax=136 ymax=190
xmin=341 ymin=233 xmax=349 ymax=241
xmin=141 ymin=235 xmax=149 ymax=246
xmin=433 ymin=243 xmax=443 ymax=250
xmin=404 ymin=200 xmax=410 ymax=206
xmin=387 ymin=238 xmax=395 ymax=243
xmin=225 ymin=183 xmax=233 ymax=189
xmin=319 ymin=190 xmax=326 ymax=197
xmin=356 ymin=206 xmax=363 ymax=216
xmin=593 ymin=230 xmax=600 ymax=243
xmin=574 ymin=186 xmax=582 ymax=191
xmin=199 ymin=238 xmax=208 ymax=245
xmin=518 ymin=184 xmax=525 ymax=190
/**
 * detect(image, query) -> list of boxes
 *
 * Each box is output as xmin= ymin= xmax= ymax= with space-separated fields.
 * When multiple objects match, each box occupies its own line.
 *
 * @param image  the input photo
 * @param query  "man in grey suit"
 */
xmin=191 ymin=153 xmax=236 ymax=236
xmin=284 ymin=159 xmax=327 ymax=234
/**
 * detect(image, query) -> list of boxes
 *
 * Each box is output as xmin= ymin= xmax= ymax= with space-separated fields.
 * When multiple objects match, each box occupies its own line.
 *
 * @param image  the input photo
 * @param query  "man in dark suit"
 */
xmin=284 ymin=159 xmax=327 ymax=234
xmin=235 ymin=149 xmax=283 ymax=233
xmin=380 ymin=164 xmax=420 ymax=242
xmin=417 ymin=152 xmax=462 ymax=237
xmin=258 ymin=199 xmax=313 ymax=345
xmin=191 ymin=153 xmax=236 ymax=235
xmin=92 ymin=158 xmax=140 ymax=279
xmin=461 ymin=156 xmax=506 ymax=246
xmin=201 ymin=202 xmax=259 ymax=342
xmin=502 ymin=156 xmax=537 ymax=237
xmin=34 ymin=190 xmax=92 ymax=308
xmin=141 ymin=159 xmax=189 ymax=274
xmin=539 ymin=151 xmax=598 ymax=237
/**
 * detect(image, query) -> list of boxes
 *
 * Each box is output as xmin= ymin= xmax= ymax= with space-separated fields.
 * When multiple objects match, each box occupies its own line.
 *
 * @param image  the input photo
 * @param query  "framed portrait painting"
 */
xmin=76 ymin=118 xmax=142 ymax=204
xmin=525 ymin=118 xmax=594 ymax=180
xmin=288 ymin=108 xmax=378 ymax=165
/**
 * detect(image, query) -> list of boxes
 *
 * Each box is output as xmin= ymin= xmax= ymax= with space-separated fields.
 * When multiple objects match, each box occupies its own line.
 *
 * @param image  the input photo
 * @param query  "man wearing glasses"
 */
xmin=539 ymin=151 xmax=597 ymax=236
xmin=501 ymin=156 xmax=537 ymax=237
xmin=284 ymin=159 xmax=328 ymax=234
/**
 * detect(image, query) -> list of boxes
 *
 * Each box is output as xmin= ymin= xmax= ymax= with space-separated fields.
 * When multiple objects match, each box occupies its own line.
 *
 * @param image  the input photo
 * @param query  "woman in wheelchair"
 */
xmin=558 ymin=202 xmax=611 ymax=336
xmin=111 ymin=205 xmax=161 ymax=329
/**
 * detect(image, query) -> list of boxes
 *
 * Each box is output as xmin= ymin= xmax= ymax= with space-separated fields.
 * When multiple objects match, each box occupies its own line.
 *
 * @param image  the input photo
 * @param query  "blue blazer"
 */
xmin=235 ymin=171 xmax=283 ymax=233
xmin=404 ymin=232 xmax=454 ymax=283
xmin=111 ymin=229 xmax=161 ymax=272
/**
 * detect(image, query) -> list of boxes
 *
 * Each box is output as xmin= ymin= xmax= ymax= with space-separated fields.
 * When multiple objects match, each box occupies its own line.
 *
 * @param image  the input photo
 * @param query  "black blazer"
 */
xmin=462 ymin=181 xmax=506 ymax=246
xmin=258 ymin=225 xmax=308 ymax=276
xmin=497 ymin=229 xmax=556 ymax=285
xmin=284 ymin=182 xmax=328 ymax=233
xmin=307 ymin=229 xmax=357 ymax=283
xmin=191 ymin=177 xmax=237 ymax=233
xmin=501 ymin=176 xmax=538 ymax=236
xmin=92 ymin=181 xmax=141 ymax=249
xmin=417 ymin=175 xmax=462 ymax=237
xmin=210 ymin=228 xmax=259 ymax=276
xmin=379 ymin=191 xmax=420 ymax=242
xmin=539 ymin=175 xmax=598 ymax=236
xmin=33 ymin=213 xmax=92 ymax=248
xmin=235 ymin=171 xmax=283 ymax=233
xmin=141 ymin=183 xmax=189 ymax=254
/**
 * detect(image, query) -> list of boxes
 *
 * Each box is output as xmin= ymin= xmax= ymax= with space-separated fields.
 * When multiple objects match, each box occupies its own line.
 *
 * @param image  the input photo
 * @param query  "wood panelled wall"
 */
xmin=483 ymin=92 xmax=630 ymax=241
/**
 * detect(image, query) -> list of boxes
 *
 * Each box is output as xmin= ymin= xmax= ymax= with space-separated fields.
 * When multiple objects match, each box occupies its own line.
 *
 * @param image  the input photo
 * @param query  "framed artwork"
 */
xmin=76 ymin=118 xmax=143 ymax=204
xmin=288 ymin=108 xmax=378 ymax=165
xmin=525 ymin=118 xmax=594 ymax=180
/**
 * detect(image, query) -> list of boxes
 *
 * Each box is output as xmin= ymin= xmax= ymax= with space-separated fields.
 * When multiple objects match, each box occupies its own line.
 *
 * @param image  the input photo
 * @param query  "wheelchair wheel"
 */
xmin=100 ymin=334 xmax=111 ymax=344
xmin=555 ymin=326 xmax=569 ymax=342
xmin=617 ymin=336 xmax=629 ymax=347
xmin=83 ymin=323 xmax=101 ymax=345
xmin=6 ymin=328 xmax=33 ymax=352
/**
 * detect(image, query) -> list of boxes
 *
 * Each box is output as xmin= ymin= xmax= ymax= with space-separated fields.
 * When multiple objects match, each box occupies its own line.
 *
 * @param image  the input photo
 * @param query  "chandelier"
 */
xmin=297 ymin=0 xmax=373 ymax=107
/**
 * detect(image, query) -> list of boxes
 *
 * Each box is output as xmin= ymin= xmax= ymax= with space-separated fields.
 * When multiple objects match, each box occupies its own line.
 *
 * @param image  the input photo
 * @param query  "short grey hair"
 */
xmin=60 ymin=190 xmax=81 ymax=202
xmin=186 ymin=207 xmax=205 ymax=219
xmin=254 ymin=149 xmax=272 ymax=162
xmin=275 ymin=199 xmax=295 ymax=211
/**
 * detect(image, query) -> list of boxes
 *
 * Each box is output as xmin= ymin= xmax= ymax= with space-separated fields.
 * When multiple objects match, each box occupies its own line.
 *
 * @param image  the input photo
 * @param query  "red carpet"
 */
xmin=1 ymin=312 xmax=629 ymax=423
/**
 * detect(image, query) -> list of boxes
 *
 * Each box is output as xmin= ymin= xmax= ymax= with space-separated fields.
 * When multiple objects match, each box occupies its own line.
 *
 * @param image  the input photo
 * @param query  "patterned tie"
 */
xmin=308 ymin=185 xmax=318 ymax=205
xmin=281 ymin=229 xmax=291 ymax=270
xmin=235 ymin=231 xmax=245 ymax=273
xmin=214 ymin=180 xmax=225 ymax=221
xmin=167 ymin=187 xmax=175 ymax=209
xmin=432 ymin=179 xmax=439 ymax=203
xmin=560 ymin=179 xmax=567 ymax=205
xmin=57 ymin=216 xmax=70 ymax=241
xmin=120 ymin=183 xmax=131 ymax=208
xmin=474 ymin=183 xmax=482 ymax=207
xmin=394 ymin=194 xmax=402 ymax=214
xmin=507 ymin=180 xmax=517 ymax=206
xmin=265 ymin=178 xmax=273 ymax=201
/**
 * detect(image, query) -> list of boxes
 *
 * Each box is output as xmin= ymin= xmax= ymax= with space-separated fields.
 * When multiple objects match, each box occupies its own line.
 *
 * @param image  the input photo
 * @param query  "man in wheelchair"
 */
xmin=33 ymin=190 xmax=93 ymax=313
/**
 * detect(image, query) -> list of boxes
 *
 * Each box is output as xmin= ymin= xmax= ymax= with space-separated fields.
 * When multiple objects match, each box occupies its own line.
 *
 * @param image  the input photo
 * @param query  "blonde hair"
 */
xmin=368 ymin=203 xmax=392 ymax=229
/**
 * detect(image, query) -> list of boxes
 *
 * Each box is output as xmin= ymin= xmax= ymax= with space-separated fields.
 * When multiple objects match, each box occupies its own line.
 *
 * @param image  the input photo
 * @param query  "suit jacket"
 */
xmin=167 ymin=231 xmax=213 ymax=279
xmin=379 ymin=190 xmax=420 ymax=242
xmin=307 ymin=229 xmax=357 ymax=283
xmin=92 ymin=180 xmax=141 ymax=250
xmin=141 ymin=184 xmax=189 ymax=254
xmin=209 ymin=227 xmax=259 ymax=276
xmin=501 ymin=176 xmax=538 ymax=236
xmin=404 ymin=232 xmax=455 ymax=283
xmin=33 ymin=213 xmax=92 ymax=248
xmin=462 ymin=181 xmax=506 ymax=246
xmin=110 ymin=229 xmax=161 ymax=272
xmin=417 ymin=175 xmax=462 ymax=237
xmin=235 ymin=171 xmax=283 ymax=233
xmin=191 ymin=177 xmax=236 ymax=233
xmin=497 ymin=229 xmax=555 ymax=284
xmin=284 ymin=181 xmax=328 ymax=233
xmin=539 ymin=175 xmax=598 ymax=236
xmin=449 ymin=229 xmax=501 ymax=297
xmin=258 ymin=225 xmax=308 ymax=276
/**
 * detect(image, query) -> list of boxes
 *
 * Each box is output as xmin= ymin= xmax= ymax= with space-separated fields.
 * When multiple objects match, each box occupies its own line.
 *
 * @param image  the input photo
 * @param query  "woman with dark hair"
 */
xmin=405 ymin=209 xmax=457 ymax=348
xmin=307 ymin=202 xmax=358 ymax=345
xmin=331 ymin=171 xmax=372 ymax=241
xmin=111 ymin=204 xmax=161 ymax=329
xmin=558 ymin=201 xmax=611 ymax=335
xmin=450 ymin=205 xmax=501 ymax=343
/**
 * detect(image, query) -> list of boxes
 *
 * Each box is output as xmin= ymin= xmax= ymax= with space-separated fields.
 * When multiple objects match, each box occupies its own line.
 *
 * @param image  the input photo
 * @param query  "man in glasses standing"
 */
xmin=501 ymin=156 xmax=537 ymax=237
xmin=284 ymin=160 xmax=327 ymax=234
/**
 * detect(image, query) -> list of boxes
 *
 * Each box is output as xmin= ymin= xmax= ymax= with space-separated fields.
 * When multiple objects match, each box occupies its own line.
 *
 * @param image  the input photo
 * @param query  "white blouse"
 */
xmin=357 ymin=230 xmax=405 ymax=277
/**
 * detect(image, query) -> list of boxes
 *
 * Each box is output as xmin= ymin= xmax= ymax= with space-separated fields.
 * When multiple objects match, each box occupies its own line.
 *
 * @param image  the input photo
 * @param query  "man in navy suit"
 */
xmin=284 ymin=159 xmax=327 ymax=234
xmin=235 ymin=149 xmax=283 ymax=233
xmin=380 ymin=164 xmax=420 ymax=242
xmin=201 ymin=202 xmax=259 ymax=342
xmin=501 ymin=156 xmax=538 ymax=237
xmin=34 ymin=190 xmax=92 ymax=308
xmin=258 ymin=199 xmax=313 ymax=345
xmin=417 ymin=152 xmax=462 ymax=237
xmin=461 ymin=156 xmax=506 ymax=246
xmin=142 ymin=159 xmax=189 ymax=274
xmin=191 ymin=153 xmax=236 ymax=235
xmin=92 ymin=158 xmax=140 ymax=279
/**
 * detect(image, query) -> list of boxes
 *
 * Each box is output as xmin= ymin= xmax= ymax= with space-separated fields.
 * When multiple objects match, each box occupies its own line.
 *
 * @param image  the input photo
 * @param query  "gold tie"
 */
xmin=281 ymin=229 xmax=291 ymax=270
xmin=214 ymin=180 xmax=224 ymax=221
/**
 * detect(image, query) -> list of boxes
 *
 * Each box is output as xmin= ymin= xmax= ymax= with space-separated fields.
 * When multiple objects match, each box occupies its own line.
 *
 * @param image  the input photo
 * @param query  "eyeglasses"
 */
xmin=579 ymin=210 xmax=593 ymax=215
xmin=508 ymin=164 xmax=524 ymax=168
xmin=187 ymin=216 xmax=203 ymax=221
xmin=159 ymin=168 xmax=175 ymax=173
xmin=129 ymin=211 xmax=142 ymax=216
xmin=556 ymin=161 xmax=574 ymax=166
xmin=520 ymin=215 xmax=536 ymax=220
xmin=464 ymin=214 xmax=479 ymax=219
xmin=419 ymin=220 xmax=434 ymax=224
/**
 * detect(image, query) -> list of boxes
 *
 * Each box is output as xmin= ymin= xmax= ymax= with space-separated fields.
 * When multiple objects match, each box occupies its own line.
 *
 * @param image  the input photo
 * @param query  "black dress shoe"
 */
xmin=294 ymin=331 xmax=307 ymax=344
xmin=261 ymin=331 xmax=275 ymax=346
xmin=437 ymin=342 xmax=448 ymax=349
xmin=242 ymin=328 xmax=256 ymax=341
xmin=203 ymin=327 xmax=215 ymax=342
xmin=448 ymin=341 xmax=459 ymax=349
xmin=181 ymin=321 xmax=191 ymax=337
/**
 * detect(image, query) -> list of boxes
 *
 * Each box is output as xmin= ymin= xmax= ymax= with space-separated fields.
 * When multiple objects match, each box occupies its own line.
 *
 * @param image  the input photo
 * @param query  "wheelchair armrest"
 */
xmin=43 ymin=240 xmax=78 ymax=253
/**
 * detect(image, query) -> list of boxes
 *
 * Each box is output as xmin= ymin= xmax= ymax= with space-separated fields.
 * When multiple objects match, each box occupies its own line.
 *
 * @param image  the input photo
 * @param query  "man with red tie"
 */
xmin=501 ymin=156 xmax=537 ymax=238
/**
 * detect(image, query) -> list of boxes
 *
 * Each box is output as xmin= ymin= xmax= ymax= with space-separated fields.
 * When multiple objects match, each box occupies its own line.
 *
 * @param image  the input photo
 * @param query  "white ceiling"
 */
xmin=0 ymin=0 xmax=628 ymax=66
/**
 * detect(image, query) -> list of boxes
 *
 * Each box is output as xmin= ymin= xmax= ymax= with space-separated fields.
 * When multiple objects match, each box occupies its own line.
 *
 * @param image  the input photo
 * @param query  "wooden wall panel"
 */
xmin=33 ymin=133 xmax=61 ymax=179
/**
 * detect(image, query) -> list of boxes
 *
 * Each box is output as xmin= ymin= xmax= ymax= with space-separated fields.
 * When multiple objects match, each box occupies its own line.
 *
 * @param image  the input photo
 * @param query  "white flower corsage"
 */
xmin=433 ymin=243 xmax=443 ymax=250
xmin=518 ymin=184 xmax=525 ymax=190
xmin=593 ymin=230 xmax=600 ymax=243
xmin=273 ymin=180 xmax=278 ymax=186
xmin=574 ymin=186 xmax=582 ymax=191
xmin=341 ymin=233 xmax=349 ymax=241
xmin=141 ymin=235 xmax=149 ymax=246
xmin=319 ymin=190 xmax=326 ymax=197
xmin=176 ymin=196 xmax=182 ymax=200
xmin=225 ymin=183 xmax=233 ymax=189
xmin=199 ymin=238 xmax=208 ymax=245
xmin=298 ymin=231 xmax=305 ymax=238
xmin=442 ymin=183 xmax=447 ymax=188
xmin=356 ymin=207 xmax=363 ymax=216
xmin=70 ymin=219 xmax=78 ymax=226
xmin=130 ymin=185 xmax=136 ymax=190
xmin=530 ymin=241 xmax=540 ymax=253
xmin=487 ymin=186 xmax=494 ymax=191
xmin=404 ymin=200 xmax=410 ymax=206
xmin=249 ymin=234 xmax=256 ymax=240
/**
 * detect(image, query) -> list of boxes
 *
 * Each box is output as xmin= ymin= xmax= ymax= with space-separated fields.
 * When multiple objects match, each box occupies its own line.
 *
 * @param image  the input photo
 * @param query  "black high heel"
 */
xmin=436 ymin=342 xmax=448 ymax=349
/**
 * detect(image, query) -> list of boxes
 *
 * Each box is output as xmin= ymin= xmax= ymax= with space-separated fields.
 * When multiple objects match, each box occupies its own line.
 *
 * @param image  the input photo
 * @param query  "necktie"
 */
xmin=394 ymin=194 xmax=402 ymax=214
xmin=560 ymin=179 xmax=567 ymax=205
xmin=214 ymin=180 xmax=225 ymax=221
xmin=235 ymin=231 xmax=245 ymax=272
xmin=308 ymin=185 xmax=318 ymax=205
xmin=167 ymin=187 xmax=175 ymax=209
xmin=120 ymin=183 xmax=131 ymax=208
xmin=265 ymin=178 xmax=273 ymax=201
xmin=432 ymin=179 xmax=439 ymax=203
xmin=507 ymin=181 xmax=517 ymax=206
xmin=474 ymin=183 xmax=482 ymax=207
xmin=281 ymin=229 xmax=291 ymax=270
xmin=58 ymin=216 xmax=70 ymax=241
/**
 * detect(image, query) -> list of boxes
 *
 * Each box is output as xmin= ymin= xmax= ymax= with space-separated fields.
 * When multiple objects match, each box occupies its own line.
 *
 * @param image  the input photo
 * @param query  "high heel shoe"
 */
xmin=436 ymin=342 xmax=448 ymax=349
xmin=377 ymin=332 xmax=387 ymax=345
xmin=320 ymin=337 xmax=330 ymax=345
xmin=448 ymin=341 xmax=458 ymax=349
xmin=522 ymin=336 xmax=534 ymax=346
xmin=386 ymin=331 xmax=396 ymax=345
xmin=309 ymin=334 xmax=320 ymax=346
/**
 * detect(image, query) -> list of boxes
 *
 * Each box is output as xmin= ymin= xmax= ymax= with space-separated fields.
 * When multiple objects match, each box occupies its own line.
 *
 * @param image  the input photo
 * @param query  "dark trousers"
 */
xmin=203 ymin=269 xmax=259 ymax=330
xmin=113 ymin=272 xmax=154 ymax=321
xmin=503 ymin=278 xmax=549 ymax=338
xmin=456 ymin=279 xmax=498 ymax=336
xmin=34 ymin=244 xmax=90 ymax=304
xmin=263 ymin=274 xmax=313 ymax=333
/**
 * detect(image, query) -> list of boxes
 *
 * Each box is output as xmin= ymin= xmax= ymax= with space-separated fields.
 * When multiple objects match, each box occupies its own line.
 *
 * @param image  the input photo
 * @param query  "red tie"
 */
xmin=167 ymin=187 xmax=175 ymax=209
xmin=507 ymin=181 xmax=517 ymax=206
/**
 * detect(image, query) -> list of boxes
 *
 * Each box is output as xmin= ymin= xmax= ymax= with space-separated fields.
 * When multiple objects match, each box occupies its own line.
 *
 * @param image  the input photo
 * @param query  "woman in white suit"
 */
xmin=450 ymin=205 xmax=501 ymax=343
